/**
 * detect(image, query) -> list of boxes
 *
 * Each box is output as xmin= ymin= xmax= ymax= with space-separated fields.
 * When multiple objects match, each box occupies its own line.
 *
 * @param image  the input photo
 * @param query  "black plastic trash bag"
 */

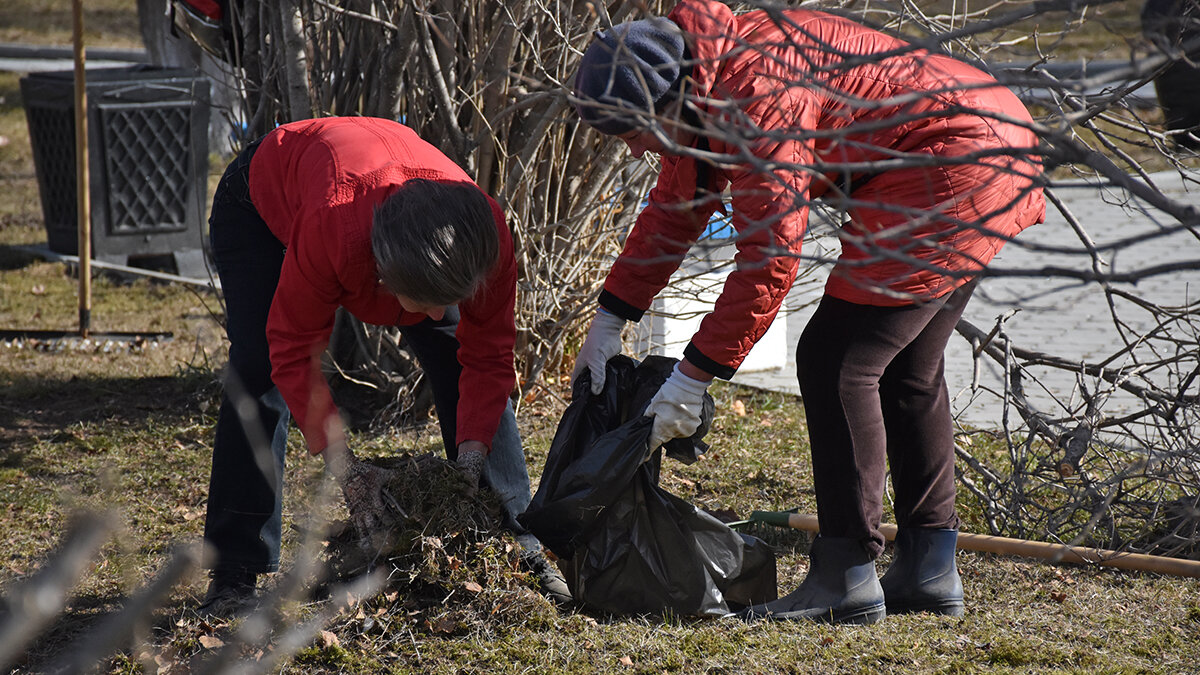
xmin=518 ymin=355 xmax=777 ymax=616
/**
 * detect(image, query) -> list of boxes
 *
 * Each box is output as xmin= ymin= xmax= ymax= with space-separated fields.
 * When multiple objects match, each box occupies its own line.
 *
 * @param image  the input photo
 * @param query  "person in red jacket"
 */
xmin=200 ymin=116 xmax=568 ymax=615
xmin=571 ymin=1 xmax=1045 ymax=623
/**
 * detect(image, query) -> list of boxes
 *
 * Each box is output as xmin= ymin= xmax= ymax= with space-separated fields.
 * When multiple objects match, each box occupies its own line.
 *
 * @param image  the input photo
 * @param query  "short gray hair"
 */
xmin=371 ymin=179 xmax=499 ymax=306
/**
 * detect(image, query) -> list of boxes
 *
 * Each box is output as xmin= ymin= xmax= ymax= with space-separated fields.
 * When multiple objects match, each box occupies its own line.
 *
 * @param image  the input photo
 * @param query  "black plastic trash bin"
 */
xmin=20 ymin=65 xmax=211 ymax=276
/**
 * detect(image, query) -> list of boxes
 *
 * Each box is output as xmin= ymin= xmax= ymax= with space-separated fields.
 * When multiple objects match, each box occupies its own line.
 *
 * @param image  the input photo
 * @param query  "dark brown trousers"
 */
xmin=796 ymin=282 xmax=975 ymax=558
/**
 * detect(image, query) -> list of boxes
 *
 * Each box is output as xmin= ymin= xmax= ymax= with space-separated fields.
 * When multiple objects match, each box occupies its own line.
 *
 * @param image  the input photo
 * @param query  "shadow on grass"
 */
xmin=10 ymin=589 xmax=195 ymax=673
xmin=0 ymin=371 xmax=219 ymax=453
xmin=0 ymin=244 xmax=40 ymax=271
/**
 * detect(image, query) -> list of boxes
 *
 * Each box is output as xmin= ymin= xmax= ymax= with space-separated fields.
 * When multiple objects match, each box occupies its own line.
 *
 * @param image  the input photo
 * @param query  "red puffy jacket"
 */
xmin=599 ymin=0 xmax=1045 ymax=379
xmin=249 ymin=117 xmax=517 ymax=454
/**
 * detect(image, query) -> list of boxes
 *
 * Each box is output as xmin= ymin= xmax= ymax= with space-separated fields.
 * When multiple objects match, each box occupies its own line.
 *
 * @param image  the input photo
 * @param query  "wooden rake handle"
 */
xmin=752 ymin=511 xmax=1200 ymax=578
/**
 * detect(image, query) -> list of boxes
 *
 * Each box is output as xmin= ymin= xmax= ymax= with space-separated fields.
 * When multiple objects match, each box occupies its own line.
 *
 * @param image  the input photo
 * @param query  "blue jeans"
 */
xmin=203 ymin=143 xmax=534 ymax=574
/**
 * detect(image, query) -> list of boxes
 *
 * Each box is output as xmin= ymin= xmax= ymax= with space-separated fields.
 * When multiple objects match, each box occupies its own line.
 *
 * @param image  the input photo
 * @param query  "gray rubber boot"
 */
xmin=737 ymin=536 xmax=885 ymax=625
xmin=879 ymin=527 xmax=964 ymax=617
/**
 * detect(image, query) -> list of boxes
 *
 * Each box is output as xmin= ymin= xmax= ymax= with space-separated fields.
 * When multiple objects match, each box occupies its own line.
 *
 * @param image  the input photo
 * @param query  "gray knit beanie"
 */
xmin=573 ymin=17 xmax=687 ymax=135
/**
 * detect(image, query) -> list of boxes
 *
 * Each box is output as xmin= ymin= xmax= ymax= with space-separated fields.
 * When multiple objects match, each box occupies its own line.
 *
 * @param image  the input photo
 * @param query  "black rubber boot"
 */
xmin=880 ymin=527 xmax=964 ymax=617
xmin=737 ymin=536 xmax=885 ymax=625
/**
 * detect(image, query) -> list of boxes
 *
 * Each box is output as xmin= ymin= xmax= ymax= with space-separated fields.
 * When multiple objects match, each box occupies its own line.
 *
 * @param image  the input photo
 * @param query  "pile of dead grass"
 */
xmin=318 ymin=453 xmax=558 ymax=639
xmin=115 ymin=452 xmax=558 ymax=672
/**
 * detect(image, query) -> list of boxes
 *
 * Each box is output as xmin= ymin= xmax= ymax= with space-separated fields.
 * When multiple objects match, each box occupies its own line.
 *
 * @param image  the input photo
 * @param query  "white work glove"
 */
xmin=572 ymin=307 xmax=627 ymax=395
xmin=645 ymin=364 xmax=711 ymax=454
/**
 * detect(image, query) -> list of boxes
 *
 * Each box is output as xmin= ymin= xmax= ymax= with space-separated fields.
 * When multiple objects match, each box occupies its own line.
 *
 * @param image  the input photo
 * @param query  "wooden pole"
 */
xmin=72 ymin=0 xmax=91 ymax=338
xmin=755 ymin=511 xmax=1200 ymax=578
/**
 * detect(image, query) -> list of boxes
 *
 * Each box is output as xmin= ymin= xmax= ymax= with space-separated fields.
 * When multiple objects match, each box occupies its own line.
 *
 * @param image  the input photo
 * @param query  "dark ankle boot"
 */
xmin=738 ymin=536 xmax=885 ymax=625
xmin=880 ymin=527 xmax=964 ymax=616
xmin=197 ymin=569 xmax=258 ymax=618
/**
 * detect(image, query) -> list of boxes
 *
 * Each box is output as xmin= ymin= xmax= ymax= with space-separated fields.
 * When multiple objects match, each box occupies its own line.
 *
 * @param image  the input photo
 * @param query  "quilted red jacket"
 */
xmin=598 ymin=0 xmax=1045 ymax=379
xmin=248 ymin=117 xmax=517 ymax=454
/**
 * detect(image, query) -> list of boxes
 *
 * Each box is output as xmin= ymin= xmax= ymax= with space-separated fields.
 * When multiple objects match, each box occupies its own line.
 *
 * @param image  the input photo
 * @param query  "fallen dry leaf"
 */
xmin=464 ymin=581 xmax=483 ymax=594
xmin=198 ymin=635 xmax=224 ymax=649
xmin=732 ymin=399 xmax=747 ymax=416
xmin=618 ymin=656 xmax=634 ymax=667
xmin=319 ymin=630 xmax=340 ymax=649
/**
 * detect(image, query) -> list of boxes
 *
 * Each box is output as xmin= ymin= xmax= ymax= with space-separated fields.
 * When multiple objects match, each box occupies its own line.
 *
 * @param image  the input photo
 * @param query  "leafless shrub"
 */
xmin=180 ymin=0 xmax=668 ymax=425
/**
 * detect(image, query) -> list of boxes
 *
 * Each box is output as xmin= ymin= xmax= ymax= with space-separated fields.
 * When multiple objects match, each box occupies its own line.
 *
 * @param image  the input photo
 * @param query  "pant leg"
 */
xmin=880 ymin=282 xmax=975 ymax=530
xmin=795 ymin=292 xmax=959 ymax=558
xmin=482 ymin=400 xmax=534 ymax=538
xmin=398 ymin=313 xmax=533 ymax=536
xmin=203 ymin=141 xmax=291 ymax=574
xmin=397 ymin=310 xmax=463 ymax=459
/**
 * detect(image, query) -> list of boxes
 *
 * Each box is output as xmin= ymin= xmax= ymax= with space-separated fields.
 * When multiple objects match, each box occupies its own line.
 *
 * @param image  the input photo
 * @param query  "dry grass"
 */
xmin=0 ymin=0 xmax=143 ymax=50
xmin=3 ymin=317 xmax=1198 ymax=673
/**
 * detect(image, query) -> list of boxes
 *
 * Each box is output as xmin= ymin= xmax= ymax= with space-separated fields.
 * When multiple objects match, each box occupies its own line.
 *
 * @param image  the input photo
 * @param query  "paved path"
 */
xmin=732 ymin=170 xmax=1199 ymax=429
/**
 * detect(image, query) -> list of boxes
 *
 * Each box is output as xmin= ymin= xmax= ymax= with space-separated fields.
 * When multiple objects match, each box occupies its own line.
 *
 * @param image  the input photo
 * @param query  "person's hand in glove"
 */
xmin=572 ymin=307 xmax=627 ymax=395
xmin=324 ymin=442 xmax=396 ymax=552
xmin=454 ymin=441 xmax=488 ymax=498
xmin=645 ymin=362 xmax=712 ymax=456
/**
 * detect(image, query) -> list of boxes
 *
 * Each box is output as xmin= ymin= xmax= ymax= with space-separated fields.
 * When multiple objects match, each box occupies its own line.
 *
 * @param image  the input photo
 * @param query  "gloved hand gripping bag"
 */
xmin=518 ymin=355 xmax=777 ymax=616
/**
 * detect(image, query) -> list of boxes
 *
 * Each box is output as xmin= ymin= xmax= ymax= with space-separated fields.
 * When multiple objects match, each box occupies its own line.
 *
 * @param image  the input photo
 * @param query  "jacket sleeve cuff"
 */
xmin=684 ymin=342 xmax=736 ymax=380
xmin=598 ymin=289 xmax=646 ymax=323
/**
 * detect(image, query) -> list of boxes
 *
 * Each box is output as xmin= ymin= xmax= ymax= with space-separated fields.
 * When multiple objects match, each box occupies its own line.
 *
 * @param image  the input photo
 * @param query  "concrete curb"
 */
xmin=0 ymin=42 xmax=149 ymax=62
